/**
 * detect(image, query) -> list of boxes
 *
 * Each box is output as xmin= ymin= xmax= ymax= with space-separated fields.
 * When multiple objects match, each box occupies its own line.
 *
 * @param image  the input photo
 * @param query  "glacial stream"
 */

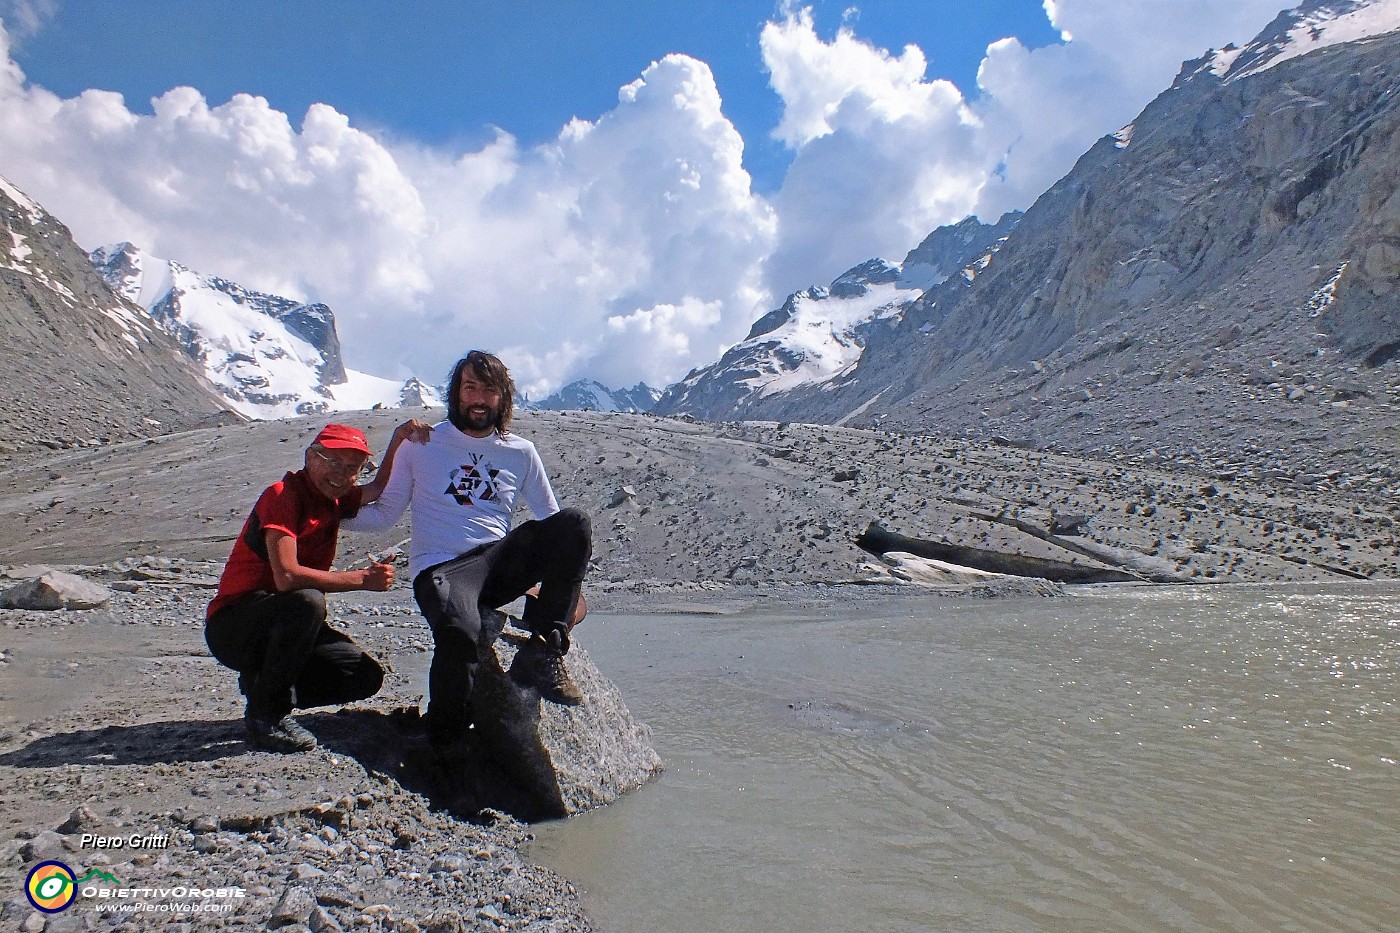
xmin=530 ymin=583 xmax=1400 ymax=932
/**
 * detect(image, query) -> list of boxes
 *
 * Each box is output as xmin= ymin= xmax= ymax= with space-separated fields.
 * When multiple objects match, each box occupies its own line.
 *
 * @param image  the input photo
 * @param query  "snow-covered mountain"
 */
xmin=1182 ymin=0 xmax=1400 ymax=82
xmin=91 ymin=242 xmax=440 ymax=419
xmin=653 ymin=213 xmax=1019 ymax=418
xmin=528 ymin=379 xmax=662 ymax=413
xmin=398 ymin=377 xmax=443 ymax=409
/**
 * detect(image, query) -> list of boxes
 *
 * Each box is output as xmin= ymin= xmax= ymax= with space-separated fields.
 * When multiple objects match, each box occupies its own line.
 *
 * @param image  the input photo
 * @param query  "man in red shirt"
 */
xmin=206 ymin=420 xmax=427 ymax=753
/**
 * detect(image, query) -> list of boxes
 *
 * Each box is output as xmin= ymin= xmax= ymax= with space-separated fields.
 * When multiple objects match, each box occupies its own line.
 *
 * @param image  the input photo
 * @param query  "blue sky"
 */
xmin=0 ymin=1 xmax=1287 ymax=393
xmin=7 ymin=1 xmax=1064 ymax=193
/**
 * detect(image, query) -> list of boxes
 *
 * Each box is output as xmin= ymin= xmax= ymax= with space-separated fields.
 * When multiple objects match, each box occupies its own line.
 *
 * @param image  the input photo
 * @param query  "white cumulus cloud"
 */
xmin=0 ymin=29 xmax=774 ymax=394
xmin=970 ymin=0 xmax=1288 ymax=216
xmin=760 ymin=6 xmax=990 ymax=293
xmin=759 ymin=0 xmax=1287 ymax=294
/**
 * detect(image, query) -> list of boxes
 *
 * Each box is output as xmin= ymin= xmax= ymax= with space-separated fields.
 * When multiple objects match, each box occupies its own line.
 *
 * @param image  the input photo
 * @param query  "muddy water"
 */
xmin=531 ymin=584 xmax=1400 ymax=932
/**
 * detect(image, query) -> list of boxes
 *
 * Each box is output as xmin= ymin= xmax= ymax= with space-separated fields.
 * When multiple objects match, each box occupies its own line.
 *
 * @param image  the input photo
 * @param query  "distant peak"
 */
xmin=1182 ymin=0 xmax=1400 ymax=85
xmin=529 ymin=378 xmax=661 ymax=413
xmin=831 ymin=259 xmax=902 ymax=298
xmin=91 ymin=241 xmax=139 ymax=263
xmin=0 ymin=174 xmax=45 ymax=223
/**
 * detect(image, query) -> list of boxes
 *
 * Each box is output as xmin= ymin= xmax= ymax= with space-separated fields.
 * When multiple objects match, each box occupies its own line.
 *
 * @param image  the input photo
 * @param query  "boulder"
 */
xmin=0 ymin=572 xmax=113 ymax=610
xmin=1048 ymin=513 xmax=1091 ymax=536
xmin=56 ymin=805 xmax=98 ymax=835
xmin=405 ymin=608 xmax=663 ymax=822
xmin=270 ymin=885 xmax=318 ymax=927
xmin=18 ymin=830 xmax=69 ymax=863
xmin=0 ymin=565 xmax=56 ymax=581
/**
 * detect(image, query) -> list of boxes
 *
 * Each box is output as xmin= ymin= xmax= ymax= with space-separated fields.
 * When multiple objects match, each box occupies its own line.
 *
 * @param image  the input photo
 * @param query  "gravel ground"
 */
xmin=0 ymin=409 xmax=1395 ymax=584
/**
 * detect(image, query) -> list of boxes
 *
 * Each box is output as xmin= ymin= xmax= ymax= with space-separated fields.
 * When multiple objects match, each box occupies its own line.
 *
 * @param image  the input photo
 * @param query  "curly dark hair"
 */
xmin=446 ymin=350 xmax=515 ymax=434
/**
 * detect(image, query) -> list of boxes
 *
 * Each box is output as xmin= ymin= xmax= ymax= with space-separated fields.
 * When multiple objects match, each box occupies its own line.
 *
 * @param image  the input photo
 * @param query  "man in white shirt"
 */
xmin=344 ymin=351 xmax=591 ymax=750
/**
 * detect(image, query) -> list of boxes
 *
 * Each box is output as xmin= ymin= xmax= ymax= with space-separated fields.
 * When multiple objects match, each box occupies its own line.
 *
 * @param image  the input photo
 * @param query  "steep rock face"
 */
xmin=899 ymin=213 xmax=1022 ymax=291
xmin=654 ymin=214 xmax=1018 ymax=420
xmin=673 ymin=23 xmax=1400 ymax=488
xmin=0 ymin=177 xmax=232 ymax=454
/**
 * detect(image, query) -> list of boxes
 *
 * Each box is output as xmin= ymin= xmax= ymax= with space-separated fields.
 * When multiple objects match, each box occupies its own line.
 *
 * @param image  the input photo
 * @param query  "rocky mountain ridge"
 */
xmin=0 ymin=175 xmax=233 ymax=454
xmin=659 ymin=3 xmax=1400 ymax=494
xmin=1190 ymin=0 xmax=1400 ymax=82
xmin=527 ymin=379 xmax=662 ymax=413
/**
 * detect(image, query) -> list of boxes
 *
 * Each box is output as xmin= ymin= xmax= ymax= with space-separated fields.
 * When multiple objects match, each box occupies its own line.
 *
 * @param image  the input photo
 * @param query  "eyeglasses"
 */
xmin=311 ymin=448 xmax=369 ymax=477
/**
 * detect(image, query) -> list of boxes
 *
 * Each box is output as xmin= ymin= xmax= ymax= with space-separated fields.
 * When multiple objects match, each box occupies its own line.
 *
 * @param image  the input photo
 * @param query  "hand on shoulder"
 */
xmin=394 ymin=419 xmax=433 ymax=444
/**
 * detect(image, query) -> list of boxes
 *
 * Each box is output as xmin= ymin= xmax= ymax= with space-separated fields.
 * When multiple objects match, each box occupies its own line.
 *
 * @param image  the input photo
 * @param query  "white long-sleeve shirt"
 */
xmin=343 ymin=421 xmax=559 ymax=579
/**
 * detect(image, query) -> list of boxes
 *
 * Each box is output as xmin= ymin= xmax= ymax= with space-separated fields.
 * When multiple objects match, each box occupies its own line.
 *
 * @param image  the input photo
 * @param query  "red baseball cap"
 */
xmin=312 ymin=423 xmax=371 ymax=455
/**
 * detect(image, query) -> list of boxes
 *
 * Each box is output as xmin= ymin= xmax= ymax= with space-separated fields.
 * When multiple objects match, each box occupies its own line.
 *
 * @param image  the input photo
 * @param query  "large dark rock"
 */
xmin=398 ymin=609 xmax=662 ymax=822
xmin=856 ymin=521 xmax=1141 ymax=584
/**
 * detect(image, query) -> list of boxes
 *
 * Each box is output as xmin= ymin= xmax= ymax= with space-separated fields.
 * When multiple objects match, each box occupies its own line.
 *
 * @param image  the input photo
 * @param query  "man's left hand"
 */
xmin=360 ymin=559 xmax=396 ymax=591
xmin=394 ymin=419 xmax=433 ymax=444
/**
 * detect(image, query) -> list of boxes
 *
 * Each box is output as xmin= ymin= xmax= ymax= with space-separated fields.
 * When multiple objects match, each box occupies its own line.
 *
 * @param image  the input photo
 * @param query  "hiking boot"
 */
xmin=539 ymin=651 xmax=584 ymax=705
xmin=515 ymin=647 xmax=583 ymax=706
xmin=245 ymin=714 xmax=317 ymax=753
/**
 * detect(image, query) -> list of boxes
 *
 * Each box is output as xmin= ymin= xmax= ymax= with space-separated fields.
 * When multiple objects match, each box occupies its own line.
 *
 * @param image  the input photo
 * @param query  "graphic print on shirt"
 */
xmin=444 ymin=454 xmax=502 ymax=506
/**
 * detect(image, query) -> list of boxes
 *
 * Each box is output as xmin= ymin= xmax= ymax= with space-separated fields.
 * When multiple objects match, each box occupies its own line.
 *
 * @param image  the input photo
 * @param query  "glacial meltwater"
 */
xmin=531 ymin=583 xmax=1400 ymax=932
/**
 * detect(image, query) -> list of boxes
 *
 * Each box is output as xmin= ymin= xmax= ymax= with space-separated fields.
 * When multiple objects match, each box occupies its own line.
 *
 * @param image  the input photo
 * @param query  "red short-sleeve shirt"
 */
xmin=207 ymin=470 xmax=364 ymax=618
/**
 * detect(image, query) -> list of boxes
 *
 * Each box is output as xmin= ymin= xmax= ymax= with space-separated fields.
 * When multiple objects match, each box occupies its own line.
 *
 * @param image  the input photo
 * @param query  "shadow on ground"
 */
xmin=1 ymin=696 xmax=564 ymax=824
xmin=3 ymin=616 xmax=573 ymax=824
xmin=0 ymin=717 xmax=246 ymax=767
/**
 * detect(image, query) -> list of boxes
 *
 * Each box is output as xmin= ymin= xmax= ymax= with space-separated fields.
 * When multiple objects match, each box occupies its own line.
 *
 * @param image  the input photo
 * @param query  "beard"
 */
xmin=456 ymin=406 xmax=498 ymax=433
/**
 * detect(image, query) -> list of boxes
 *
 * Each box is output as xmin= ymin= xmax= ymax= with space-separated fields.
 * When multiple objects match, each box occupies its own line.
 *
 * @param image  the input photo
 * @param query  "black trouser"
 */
xmin=205 ymin=588 xmax=384 ymax=720
xmin=413 ymin=508 xmax=591 ymax=737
